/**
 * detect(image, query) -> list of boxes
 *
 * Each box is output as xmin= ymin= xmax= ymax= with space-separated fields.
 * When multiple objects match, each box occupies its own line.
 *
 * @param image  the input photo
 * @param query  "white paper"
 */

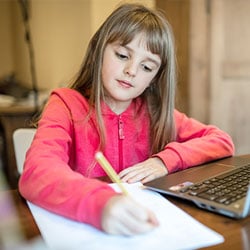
xmin=27 ymin=183 xmax=224 ymax=250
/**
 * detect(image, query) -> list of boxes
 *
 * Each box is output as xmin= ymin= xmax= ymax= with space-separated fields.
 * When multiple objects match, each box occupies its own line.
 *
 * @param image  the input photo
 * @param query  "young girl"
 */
xmin=19 ymin=3 xmax=234 ymax=236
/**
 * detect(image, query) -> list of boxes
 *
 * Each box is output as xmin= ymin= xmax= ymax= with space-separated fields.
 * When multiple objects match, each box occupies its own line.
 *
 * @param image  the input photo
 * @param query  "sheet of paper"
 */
xmin=27 ymin=183 xmax=224 ymax=250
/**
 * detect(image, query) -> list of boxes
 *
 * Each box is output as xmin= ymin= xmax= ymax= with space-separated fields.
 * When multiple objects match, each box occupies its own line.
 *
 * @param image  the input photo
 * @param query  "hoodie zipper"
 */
xmin=118 ymin=115 xmax=124 ymax=171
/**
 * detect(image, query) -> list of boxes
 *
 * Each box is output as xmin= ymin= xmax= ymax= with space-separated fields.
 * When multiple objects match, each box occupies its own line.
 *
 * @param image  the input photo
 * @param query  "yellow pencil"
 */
xmin=95 ymin=151 xmax=129 ymax=195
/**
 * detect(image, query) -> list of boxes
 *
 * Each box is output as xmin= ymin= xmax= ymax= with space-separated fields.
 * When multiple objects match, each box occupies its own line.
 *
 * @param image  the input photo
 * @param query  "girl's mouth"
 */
xmin=117 ymin=80 xmax=133 ymax=88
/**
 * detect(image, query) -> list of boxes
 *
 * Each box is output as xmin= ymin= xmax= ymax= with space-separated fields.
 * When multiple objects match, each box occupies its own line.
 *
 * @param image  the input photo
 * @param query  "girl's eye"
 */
xmin=142 ymin=64 xmax=152 ymax=72
xmin=115 ymin=52 xmax=128 ymax=60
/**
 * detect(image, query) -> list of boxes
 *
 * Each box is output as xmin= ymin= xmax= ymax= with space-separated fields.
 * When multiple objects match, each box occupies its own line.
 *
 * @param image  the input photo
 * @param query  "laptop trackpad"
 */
xmin=145 ymin=162 xmax=235 ymax=191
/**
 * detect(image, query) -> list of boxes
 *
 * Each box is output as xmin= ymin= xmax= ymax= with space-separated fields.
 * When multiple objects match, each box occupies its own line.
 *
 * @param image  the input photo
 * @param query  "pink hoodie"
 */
xmin=19 ymin=88 xmax=234 ymax=229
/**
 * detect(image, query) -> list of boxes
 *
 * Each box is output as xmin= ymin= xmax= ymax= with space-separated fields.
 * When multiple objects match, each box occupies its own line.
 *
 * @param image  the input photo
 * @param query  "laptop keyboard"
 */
xmin=180 ymin=164 xmax=250 ymax=205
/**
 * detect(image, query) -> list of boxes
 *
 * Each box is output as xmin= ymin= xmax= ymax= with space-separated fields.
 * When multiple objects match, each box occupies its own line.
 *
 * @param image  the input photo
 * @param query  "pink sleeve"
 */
xmin=18 ymin=90 xmax=116 ymax=230
xmin=154 ymin=110 xmax=235 ymax=173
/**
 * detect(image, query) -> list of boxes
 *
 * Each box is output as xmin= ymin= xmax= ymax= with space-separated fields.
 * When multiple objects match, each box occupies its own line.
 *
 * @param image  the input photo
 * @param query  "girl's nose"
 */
xmin=124 ymin=61 xmax=137 ymax=77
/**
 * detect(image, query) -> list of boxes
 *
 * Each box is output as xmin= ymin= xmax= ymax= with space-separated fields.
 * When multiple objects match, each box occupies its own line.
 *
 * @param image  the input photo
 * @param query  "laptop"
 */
xmin=144 ymin=155 xmax=250 ymax=219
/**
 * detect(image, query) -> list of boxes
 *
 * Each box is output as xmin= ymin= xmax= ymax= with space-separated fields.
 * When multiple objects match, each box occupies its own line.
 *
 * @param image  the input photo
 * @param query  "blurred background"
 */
xmin=0 ymin=0 xmax=250 ymax=189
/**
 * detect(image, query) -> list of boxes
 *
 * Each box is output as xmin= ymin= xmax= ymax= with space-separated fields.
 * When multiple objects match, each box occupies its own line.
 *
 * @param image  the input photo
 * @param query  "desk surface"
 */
xmin=6 ymin=189 xmax=249 ymax=250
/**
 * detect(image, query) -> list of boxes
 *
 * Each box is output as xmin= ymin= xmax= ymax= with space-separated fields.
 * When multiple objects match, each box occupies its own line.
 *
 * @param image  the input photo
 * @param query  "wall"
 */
xmin=2 ymin=0 xmax=92 ymax=90
xmin=0 ymin=0 xmax=154 ymax=91
xmin=91 ymin=0 xmax=154 ymax=34
xmin=156 ymin=0 xmax=190 ymax=114
xmin=0 ymin=1 xmax=14 ymax=78
xmin=184 ymin=0 xmax=250 ymax=155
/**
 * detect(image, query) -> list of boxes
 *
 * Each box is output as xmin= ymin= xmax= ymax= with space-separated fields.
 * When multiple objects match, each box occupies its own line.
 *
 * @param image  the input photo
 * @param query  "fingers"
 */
xmin=119 ymin=165 xmax=146 ymax=183
xmin=118 ymin=207 xmax=158 ymax=235
xmin=101 ymin=158 xmax=167 ymax=236
xmin=119 ymin=158 xmax=168 ymax=183
xmin=119 ymin=166 xmax=157 ymax=183
xmin=101 ymin=195 xmax=158 ymax=236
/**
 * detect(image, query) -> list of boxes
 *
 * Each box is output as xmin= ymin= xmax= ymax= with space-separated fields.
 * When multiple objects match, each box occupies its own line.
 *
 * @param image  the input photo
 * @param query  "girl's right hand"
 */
xmin=101 ymin=194 xmax=159 ymax=236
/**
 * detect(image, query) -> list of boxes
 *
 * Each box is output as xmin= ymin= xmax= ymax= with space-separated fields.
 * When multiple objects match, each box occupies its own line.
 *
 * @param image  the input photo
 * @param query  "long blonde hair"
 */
xmin=70 ymin=3 xmax=177 ymax=154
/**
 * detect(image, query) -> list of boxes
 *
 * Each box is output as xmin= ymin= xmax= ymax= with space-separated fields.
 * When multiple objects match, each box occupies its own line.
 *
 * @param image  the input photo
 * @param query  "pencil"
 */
xmin=95 ymin=151 xmax=129 ymax=195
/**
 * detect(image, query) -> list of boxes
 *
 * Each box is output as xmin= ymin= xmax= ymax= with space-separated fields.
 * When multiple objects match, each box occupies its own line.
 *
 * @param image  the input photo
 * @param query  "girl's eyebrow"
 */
xmin=123 ymin=44 xmax=161 ymax=67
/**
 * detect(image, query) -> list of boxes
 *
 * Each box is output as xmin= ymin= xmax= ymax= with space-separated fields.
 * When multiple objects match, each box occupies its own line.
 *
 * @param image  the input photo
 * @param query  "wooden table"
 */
xmin=170 ymin=197 xmax=250 ymax=249
xmin=4 ymin=187 xmax=250 ymax=250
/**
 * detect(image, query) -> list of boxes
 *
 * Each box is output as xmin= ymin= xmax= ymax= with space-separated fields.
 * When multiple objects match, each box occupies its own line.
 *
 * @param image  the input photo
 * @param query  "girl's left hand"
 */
xmin=119 ymin=157 xmax=168 ymax=184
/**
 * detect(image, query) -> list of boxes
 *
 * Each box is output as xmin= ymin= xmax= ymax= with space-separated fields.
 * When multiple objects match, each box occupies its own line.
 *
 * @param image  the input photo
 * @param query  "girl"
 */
xmin=19 ymin=3 xmax=234 ymax=236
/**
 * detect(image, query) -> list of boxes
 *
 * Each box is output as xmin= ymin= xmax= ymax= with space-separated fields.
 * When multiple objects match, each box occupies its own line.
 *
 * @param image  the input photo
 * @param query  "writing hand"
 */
xmin=119 ymin=157 xmax=168 ymax=183
xmin=101 ymin=195 xmax=158 ymax=236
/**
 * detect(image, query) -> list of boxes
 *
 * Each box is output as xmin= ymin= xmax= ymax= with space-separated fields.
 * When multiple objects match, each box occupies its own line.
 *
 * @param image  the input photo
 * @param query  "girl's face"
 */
xmin=101 ymin=33 xmax=161 ymax=114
